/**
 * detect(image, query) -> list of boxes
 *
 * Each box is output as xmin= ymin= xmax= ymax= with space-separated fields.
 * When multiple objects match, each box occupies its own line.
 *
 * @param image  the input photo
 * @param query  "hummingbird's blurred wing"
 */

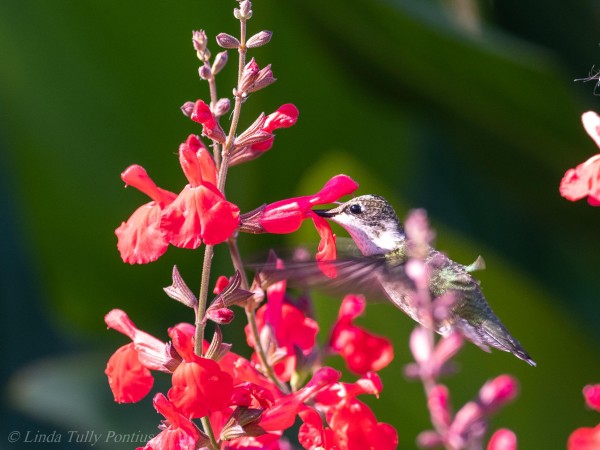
xmin=255 ymin=252 xmax=415 ymax=301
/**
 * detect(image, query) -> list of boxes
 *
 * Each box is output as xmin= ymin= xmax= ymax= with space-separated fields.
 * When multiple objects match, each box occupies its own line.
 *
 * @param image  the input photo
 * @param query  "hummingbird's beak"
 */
xmin=313 ymin=208 xmax=335 ymax=218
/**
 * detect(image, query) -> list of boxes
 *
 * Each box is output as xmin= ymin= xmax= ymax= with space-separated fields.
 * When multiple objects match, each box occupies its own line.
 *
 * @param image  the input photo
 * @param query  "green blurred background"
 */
xmin=2 ymin=0 xmax=600 ymax=448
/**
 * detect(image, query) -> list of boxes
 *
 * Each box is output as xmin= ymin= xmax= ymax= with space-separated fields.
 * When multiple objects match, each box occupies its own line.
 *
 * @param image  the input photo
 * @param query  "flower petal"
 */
xmin=105 ymin=343 xmax=154 ymax=403
xmin=116 ymin=203 xmax=170 ymax=264
xmin=582 ymin=111 xmax=600 ymax=149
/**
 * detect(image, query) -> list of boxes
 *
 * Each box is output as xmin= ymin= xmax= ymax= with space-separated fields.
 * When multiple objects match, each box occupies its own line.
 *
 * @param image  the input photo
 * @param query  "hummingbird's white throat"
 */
xmin=333 ymin=217 xmax=404 ymax=256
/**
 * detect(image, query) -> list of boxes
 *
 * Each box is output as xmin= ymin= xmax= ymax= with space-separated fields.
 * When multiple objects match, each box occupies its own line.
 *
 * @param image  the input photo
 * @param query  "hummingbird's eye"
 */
xmin=348 ymin=204 xmax=363 ymax=214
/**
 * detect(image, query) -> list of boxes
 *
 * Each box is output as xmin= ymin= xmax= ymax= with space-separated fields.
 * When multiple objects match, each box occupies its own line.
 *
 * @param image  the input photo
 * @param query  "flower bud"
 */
xmin=212 ymin=51 xmax=228 ymax=75
xmin=487 ymin=429 xmax=517 ymax=450
xmin=216 ymin=32 xmax=240 ymax=49
xmin=246 ymin=64 xmax=276 ymax=93
xmin=234 ymin=0 xmax=252 ymax=20
xmin=192 ymin=30 xmax=210 ymax=60
xmin=198 ymin=64 xmax=212 ymax=80
xmin=214 ymin=98 xmax=231 ymax=117
xmin=180 ymin=101 xmax=195 ymax=117
xmin=192 ymin=30 xmax=208 ymax=52
xmin=246 ymin=30 xmax=272 ymax=48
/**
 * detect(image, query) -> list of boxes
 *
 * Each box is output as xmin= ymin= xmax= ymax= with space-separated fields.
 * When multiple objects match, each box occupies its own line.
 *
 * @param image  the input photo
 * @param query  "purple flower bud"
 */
xmin=214 ymin=98 xmax=231 ymax=117
xmin=234 ymin=0 xmax=252 ymax=20
xmin=216 ymin=32 xmax=240 ymax=49
xmin=212 ymin=51 xmax=228 ymax=75
xmin=192 ymin=30 xmax=208 ymax=52
xmin=180 ymin=101 xmax=195 ymax=117
xmin=246 ymin=30 xmax=272 ymax=48
xmin=198 ymin=64 xmax=212 ymax=80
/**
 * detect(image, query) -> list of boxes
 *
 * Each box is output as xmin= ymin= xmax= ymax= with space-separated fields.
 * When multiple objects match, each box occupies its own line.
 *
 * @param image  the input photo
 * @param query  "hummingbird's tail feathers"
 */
xmin=474 ymin=319 xmax=536 ymax=367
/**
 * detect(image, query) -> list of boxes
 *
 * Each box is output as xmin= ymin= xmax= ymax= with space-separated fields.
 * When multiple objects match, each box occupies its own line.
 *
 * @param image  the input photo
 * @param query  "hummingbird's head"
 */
xmin=314 ymin=194 xmax=405 ymax=256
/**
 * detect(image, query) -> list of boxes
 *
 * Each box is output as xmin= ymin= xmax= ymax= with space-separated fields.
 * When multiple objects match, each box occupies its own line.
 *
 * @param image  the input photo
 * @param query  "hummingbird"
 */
xmin=283 ymin=194 xmax=535 ymax=366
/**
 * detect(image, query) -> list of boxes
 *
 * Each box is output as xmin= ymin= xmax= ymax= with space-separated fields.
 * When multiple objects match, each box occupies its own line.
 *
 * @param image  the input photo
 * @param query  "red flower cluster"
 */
xmin=560 ymin=111 xmax=600 ymax=206
xmin=116 ymin=134 xmax=240 ymax=264
xmin=105 ymin=307 xmax=396 ymax=449
xmin=568 ymin=384 xmax=600 ymax=450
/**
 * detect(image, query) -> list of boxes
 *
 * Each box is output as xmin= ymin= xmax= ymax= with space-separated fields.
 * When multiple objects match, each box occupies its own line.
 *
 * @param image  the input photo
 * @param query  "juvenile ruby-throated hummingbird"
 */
xmin=309 ymin=194 xmax=535 ymax=366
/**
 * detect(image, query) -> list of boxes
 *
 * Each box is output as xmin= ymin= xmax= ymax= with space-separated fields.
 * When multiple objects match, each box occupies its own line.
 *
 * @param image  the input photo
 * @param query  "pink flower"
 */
xmin=161 ymin=134 xmax=240 ymax=248
xmin=115 ymin=165 xmax=177 ymax=264
xmin=487 ymin=429 xmax=517 ymax=450
xmin=329 ymin=294 xmax=394 ymax=375
xmin=584 ymin=384 xmax=600 ymax=412
xmin=560 ymin=111 xmax=600 ymax=205
xmin=139 ymin=393 xmax=204 ymax=450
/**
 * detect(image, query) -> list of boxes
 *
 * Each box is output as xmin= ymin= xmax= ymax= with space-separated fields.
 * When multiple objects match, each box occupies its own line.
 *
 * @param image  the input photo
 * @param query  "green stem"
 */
xmin=245 ymin=304 xmax=290 ymax=395
xmin=195 ymin=244 xmax=214 ymax=357
xmin=201 ymin=416 xmax=219 ymax=449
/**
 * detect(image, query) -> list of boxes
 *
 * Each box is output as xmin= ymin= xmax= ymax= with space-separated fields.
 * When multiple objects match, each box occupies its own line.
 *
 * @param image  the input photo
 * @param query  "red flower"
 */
xmin=167 ymin=323 xmax=234 ymax=418
xmin=568 ymin=424 xmax=600 ymax=450
xmin=250 ymin=103 xmax=299 ymax=152
xmin=584 ymin=384 xmax=600 ymax=412
xmin=246 ymin=174 xmax=358 ymax=277
xmin=302 ymin=373 xmax=397 ymax=450
xmin=329 ymin=294 xmax=394 ymax=375
xmin=190 ymin=100 xmax=226 ymax=143
xmin=104 ymin=309 xmax=176 ymax=403
xmin=560 ymin=111 xmax=600 ymax=205
xmin=161 ymin=134 xmax=240 ymax=248
xmin=105 ymin=343 xmax=154 ymax=403
xmin=260 ymin=367 xmax=341 ymax=432
xmin=327 ymin=398 xmax=398 ymax=450
xmin=258 ymin=175 xmax=358 ymax=234
xmin=245 ymin=303 xmax=319 ymax=382
xmin=139 ymin=393 xmax=204 ymax=450
xmin=231 ymin=104 xmax=299 ymax=165
xmin=115 ymin=165 xmax=177 ymax=264
xmin=168 ymin=357 xmax=234 ymax=418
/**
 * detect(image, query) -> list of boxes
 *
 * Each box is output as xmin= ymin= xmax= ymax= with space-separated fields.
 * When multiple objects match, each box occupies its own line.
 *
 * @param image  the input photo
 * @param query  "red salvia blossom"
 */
xmin=115 ymin=165 xmax=177 ymax=264
xmin=250 ymin=103 xmax=299 ymax=152
xmin=139 ymin=393 xmax=204 ymax=450
xmin=161 ymin=134 xmax=240 ymax=248
xmin=190 ymin=99 xmax=227 ymax=143
xmin=166 ymin=323 xmax=234 ymax=418
xmin=105 ymin=343 xmax=154 ymax=403
xmin=560 ymin=111 xmax=600 ymax=205
xmin=299 ymin=372 xmax=398 ymax=450
xmin=104 ymin=309 xmax=176 ymax=403
xmin=568 ymin=425 xmax=600 ymax=450
xmin=249 ymin=174 xmax=358 ymax=277
xmin=231 ymin=104 xmax=299 ymax=165
xmin=329 ymin=294 xmax=394 ymax=375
